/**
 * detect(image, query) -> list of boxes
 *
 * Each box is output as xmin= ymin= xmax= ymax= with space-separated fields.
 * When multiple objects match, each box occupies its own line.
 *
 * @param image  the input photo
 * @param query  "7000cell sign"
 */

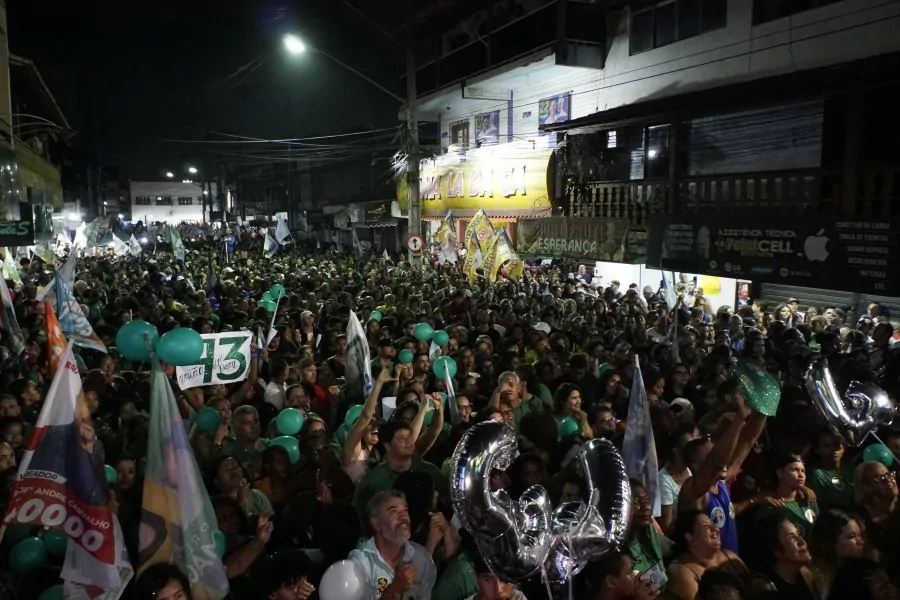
xmin=176 ymin=332 xmax=252 ymax=389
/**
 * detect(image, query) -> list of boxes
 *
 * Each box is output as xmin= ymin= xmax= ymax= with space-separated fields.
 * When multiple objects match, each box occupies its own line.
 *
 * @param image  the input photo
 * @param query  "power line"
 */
xmin=156 ymin=126 xmax=401 ymax=145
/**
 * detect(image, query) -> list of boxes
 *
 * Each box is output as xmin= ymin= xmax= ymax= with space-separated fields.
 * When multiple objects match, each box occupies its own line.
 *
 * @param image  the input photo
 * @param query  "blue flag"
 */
xmin=622 ymin=355 xmax=661 ymax=517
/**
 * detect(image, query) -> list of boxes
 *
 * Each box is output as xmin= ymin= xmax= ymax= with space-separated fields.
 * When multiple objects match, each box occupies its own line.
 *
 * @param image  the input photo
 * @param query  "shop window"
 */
xmin=630 ymin=0 xmax=727 ymax=55
xmin=754 ymin=0 xmax=842 ymax=25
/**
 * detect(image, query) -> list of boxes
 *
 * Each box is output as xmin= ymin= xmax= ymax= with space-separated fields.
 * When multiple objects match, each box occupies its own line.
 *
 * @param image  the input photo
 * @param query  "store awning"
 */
xmin=423 ymin=207 xmax=552 ymax=220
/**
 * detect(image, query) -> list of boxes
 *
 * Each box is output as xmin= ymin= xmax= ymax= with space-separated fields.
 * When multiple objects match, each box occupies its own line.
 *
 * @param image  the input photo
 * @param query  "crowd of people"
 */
xmin=0 ymin=226 xmax=898 ymax=600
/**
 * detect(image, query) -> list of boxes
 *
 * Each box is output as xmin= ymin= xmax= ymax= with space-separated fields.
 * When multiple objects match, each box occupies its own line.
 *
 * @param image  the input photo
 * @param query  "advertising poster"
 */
xmin=475 ymin=110 xmax=500 ymax=145
xmin=538 ymin=93 xmax=570 ymax=129
xmin=647 ymin=214 xmax=899 ymax=295
xmin=517 ymin=217 xmax=645 ymax=263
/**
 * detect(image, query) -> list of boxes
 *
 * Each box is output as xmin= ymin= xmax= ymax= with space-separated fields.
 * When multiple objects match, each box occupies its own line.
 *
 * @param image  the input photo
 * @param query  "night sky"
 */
xmin=8 ymin=0 xmax=408 ymax=179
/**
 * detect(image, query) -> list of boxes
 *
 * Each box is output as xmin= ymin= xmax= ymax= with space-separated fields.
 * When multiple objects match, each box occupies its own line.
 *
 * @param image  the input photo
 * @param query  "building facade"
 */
xmin=130 ymin=181 xmax=219 ymax=225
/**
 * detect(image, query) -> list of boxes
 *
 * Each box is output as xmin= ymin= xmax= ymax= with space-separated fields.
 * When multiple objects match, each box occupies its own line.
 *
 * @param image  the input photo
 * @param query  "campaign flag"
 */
xmin=128 ymin=235 xmax=142 ymax=257
xmin=168 ymin=226 xmax=185 ymax=262
xmin=84 ymin=217 xmax=105 ymax=249
xmin=2 ymin=340 xmax=132 ymax=596
xmin=74 ymin=222 xmax=88 ymax=249
xmin=275 ymin=212 xmax=291 ymax=244
xmin=139 ymin=360 xmax=229 ymax=600
xmin=661 ymin=274 xmax=677 ymax=311
xmin=383 ymin=248 xmax=391 ymax=262
xmin=344 ymin=311 xmax=373 ymax=403
xmin=1 ymin=247 xmax=22 ymax=288
xmin=41 ymin=272 xmax=107 ymax=353
xmin=622 ymin=355 xmax=661 ymax=517
xmin=0 ymin=272 xmax=24 ymax=355
xmin=264 ymin=232 xmax=279 ymax=258
xmin=111 ymin=235 xmax=129 ymax=257
xmin=482 ymin=233 xmax=501 ymax=283
xmin=435 ymin=211 xmax=458 ymax=265
xmin=46 ymin=300 xmax=66 ymax=374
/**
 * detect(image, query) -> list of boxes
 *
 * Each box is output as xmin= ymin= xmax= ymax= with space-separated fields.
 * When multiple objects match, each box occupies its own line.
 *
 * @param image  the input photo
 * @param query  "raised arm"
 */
xmin=342 ymin=366 xmax=395 ymax=467
xmin=415 ymin=395 xmax=444 ymax=456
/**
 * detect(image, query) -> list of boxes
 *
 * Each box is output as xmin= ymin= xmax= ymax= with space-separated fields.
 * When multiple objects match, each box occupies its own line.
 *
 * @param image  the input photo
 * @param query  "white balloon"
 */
xmin=319 ymin=559 xmax=367 ymax=600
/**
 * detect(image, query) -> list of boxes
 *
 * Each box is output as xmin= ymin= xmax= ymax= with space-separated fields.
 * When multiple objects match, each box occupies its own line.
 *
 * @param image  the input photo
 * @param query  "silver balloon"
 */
xmin=805 ymin=354 xmax=895 ymax=446
xmin=581 ymin=438 xmax=632 ymax=546
xmin=542 ymin=438 xmax=632 ymax=582
xmin=449 ymin=420 xmax=553 ymax=581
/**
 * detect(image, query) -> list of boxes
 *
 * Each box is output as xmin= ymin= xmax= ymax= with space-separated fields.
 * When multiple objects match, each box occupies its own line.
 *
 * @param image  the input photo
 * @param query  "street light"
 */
xmin=188 ymin=166 xmax=198 ymax=174
xmin=166 ymin=172 xmax=174 ymax=178
xmin=283 ymin=34 xmax=306 ymax=55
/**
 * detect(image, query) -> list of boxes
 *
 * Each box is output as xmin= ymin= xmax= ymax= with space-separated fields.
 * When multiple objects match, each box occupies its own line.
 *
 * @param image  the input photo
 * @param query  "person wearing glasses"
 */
xmin=853 ymin=460 xmax=897 ymax=559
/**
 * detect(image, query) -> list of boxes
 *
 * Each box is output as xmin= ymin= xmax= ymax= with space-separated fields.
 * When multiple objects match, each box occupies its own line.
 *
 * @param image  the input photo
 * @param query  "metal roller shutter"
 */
xmin=760 ymin=283 xmax=858 ymax=319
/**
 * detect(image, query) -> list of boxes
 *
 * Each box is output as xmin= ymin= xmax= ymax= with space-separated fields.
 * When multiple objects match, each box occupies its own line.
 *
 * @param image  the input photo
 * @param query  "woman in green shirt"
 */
xmin=754 ymin=453 xmax=820 ymax=538
xmin=808 ymin=431 xmax=854 ymax=511
xmin=627 ymin=480 xmax=665 ymax=580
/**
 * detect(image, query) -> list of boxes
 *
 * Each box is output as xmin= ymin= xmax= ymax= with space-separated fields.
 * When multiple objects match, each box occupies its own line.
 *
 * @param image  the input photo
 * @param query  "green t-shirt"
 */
xmin=752 ymin=499 xmax=820 ymax=538
xmin=628 ymin=526 xmax=664 ymax=575
xmin=535 ymin=384 xmax=553 ymax=412
xmin=511 ymin=395 xmax=543 ymax=427
xmin=809 ymin=466 xmax=854 ymax=511
xmin=352 ymin=457 xmax=447 ymax=520
xmin=432 ymin=550 xmax=478 ymax=600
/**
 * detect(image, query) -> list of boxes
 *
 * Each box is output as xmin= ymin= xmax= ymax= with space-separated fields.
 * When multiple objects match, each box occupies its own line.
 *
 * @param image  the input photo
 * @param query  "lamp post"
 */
xmin=282 ymin=33 xmax=421 ymax=266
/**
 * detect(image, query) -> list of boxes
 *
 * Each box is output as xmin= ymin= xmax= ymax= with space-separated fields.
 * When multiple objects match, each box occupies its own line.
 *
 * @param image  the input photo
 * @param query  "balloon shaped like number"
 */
xmin=155 ymin=327 xmax=204 ymax=366
xmin=9 ymin=536 xmax=48 ymax=573
xmin=195 ymin=407 xmax=221 ymax=433
xmin=115 ymin=320 xmax=159 ymax=362
xmin=413 ymin=323 xmax=434 ymax=342
xmin=276 ymin=408 xmax=305 ymax=436
xmin=432 ymin=330 xmax=450 ymax=347
xmin=805 ymin=354 xmax=895 ymax=446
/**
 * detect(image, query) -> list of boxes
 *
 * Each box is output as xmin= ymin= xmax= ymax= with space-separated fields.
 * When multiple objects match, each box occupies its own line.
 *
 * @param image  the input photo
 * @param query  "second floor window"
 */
xmin=177 ymin=197 xmax=194 ymax=205
xmin=155 ymin=196 xmax=172 ymax=206
xmin=134 ymin=196 xmax=153 ymax=205
xmin=630 ymin=0 xmax=727 ymax=55
xmin=754 ymin=0 xmax=843 ymax=24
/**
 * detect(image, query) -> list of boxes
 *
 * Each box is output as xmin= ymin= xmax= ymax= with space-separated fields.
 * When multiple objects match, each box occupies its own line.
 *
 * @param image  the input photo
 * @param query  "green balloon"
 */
xmin=863 ymin=444 xmax=894 ymax=467
xmin=370 ymin=310 xmax=383 ymax=322
xmin=344 ymin=404 xmax=365 ymax=428
xmin=413 ymin=323 xmax=434 ymax=342
xmin=9 ymin=536 xmax=47 ymax=573
xmin=433 ymin=356 xmax=457 ymax=379
xmin=39 ymin=585 xmax=64 ymax=600
xmin=333 ymin=423 xmax=350 ymax=446
xmin=276 ymin=408 xmax=305 ymax=436
xmin=270 ymin=284 xmax=286 ymax=301
xmin=398 ymin=349 xmax=414 ymax=364
xmin=433 ymin=330 xmax=450 ymax=346
xmin=558 ymin=417 xmax=580 ymax=439
xmin=213 ymin=530 xmax=226 ymax=558
xmin=259 ymin=299 xmax=276 ymax=313
xmin=41 ymin=529 xmax=68 ymax=556
xmin=156 ymin=327 xmax=204 ymax=366
xmin=105 ymin=464 xmax=118 ymax=486
xmin=261 ymin=291 xmax=274 ymax=302
xmin=270 ymin=436 xmax=300 ymax=464
xmin=195 ymin=407 xmax=221 ymax=433
xmin=731 ymin=360 xmax=781 ymax=416
xmin=115 ymin=320 xmax=159 ymax=362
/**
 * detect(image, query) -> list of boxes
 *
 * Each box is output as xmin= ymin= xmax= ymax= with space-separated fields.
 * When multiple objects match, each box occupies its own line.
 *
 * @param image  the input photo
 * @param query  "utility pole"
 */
xmin=405 ymin=38 xmax=421 ymax=268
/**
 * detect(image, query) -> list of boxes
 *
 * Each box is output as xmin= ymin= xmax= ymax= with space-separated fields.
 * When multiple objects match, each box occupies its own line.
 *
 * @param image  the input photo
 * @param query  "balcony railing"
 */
xmin=405 ymin=0 xmax=606 ymax=98
xmin=567 ymin=167 xmax=900 ymax=223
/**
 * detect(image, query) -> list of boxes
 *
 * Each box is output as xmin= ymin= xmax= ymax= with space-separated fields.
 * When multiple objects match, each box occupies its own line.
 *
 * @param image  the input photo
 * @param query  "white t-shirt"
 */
xmin=659 ymin=467 xmax=691 ymax=512
xmin=264 ymin=380 xmax=285 ymax=410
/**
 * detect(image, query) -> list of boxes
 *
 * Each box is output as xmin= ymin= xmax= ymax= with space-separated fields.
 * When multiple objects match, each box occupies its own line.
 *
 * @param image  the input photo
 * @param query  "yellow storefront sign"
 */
xmin=397 ymin=146 xmax=553 ymax=216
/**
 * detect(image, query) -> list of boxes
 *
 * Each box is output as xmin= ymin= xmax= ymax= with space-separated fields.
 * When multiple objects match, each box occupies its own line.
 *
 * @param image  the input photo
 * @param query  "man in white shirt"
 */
xmin=264 ymin=358 xmax=289 ymax=409
xmin=349 ymin=490 xmax=437 ymax=600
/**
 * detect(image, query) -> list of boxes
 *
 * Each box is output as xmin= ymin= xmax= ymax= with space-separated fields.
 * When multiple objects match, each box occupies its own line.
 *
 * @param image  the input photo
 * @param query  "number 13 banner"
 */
xmin=175 ymin=332 xmax=252 ymax=390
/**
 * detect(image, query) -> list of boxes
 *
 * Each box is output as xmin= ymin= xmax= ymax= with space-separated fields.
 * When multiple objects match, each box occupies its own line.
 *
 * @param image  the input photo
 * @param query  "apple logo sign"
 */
xmin=803 ymin=229 xmax=830 ymax=262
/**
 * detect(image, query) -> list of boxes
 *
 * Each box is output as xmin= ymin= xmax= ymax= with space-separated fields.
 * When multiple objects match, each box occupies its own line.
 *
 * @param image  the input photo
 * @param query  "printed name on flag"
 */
xmin=175 ymin=332 xmax=252 ymax=389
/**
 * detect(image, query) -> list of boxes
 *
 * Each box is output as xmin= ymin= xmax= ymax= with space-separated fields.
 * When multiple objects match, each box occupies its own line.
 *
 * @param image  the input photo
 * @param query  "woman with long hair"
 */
xmin=341 ymin=366 xmax=395 ymax=483
xmin=808 ymin=510 xmax=866 ymax=599
xmin=666 ymin=510 xmax=747 ymax=600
